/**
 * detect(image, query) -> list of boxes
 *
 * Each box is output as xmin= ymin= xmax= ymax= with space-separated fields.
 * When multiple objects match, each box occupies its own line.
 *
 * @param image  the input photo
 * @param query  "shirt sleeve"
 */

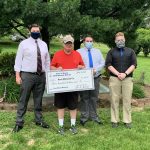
xmin=14 ymin=42 xmax=24 ymax=72
xmin=95 ymin=50 xmax=105 ymax=72
xmin=131 ymin=50 xmax=137 ymax=68
xmin=105 ymin=50 xmax=112 ymax=68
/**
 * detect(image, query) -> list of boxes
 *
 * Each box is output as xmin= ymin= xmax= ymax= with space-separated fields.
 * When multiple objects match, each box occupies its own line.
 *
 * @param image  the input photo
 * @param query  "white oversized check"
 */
xmin=46 ymin=69 xmax=95 ymax=94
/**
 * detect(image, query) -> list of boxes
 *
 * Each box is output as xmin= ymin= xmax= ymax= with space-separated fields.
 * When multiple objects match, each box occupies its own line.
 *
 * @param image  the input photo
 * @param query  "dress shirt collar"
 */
xmin=29 ymin=36 xmax=40 ymax=43
xmin=85 ymin=47 xmax=93 ymax=51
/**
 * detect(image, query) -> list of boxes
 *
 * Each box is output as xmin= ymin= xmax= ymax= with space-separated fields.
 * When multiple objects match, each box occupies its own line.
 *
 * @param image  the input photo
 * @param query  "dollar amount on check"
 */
xmin=46 ymin=69 xmax=95 ymax=94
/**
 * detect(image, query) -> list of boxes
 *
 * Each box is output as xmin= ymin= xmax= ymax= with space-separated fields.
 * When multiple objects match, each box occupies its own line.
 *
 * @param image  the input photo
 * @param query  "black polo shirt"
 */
xmin=105 ymin=47 xmax=137 ymax=77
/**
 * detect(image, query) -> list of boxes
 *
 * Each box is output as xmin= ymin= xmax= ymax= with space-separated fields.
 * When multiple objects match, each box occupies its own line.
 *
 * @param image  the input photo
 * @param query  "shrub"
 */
xmin=0 ymin=76 xmax=20 ymax=103
xmin=0 ymin=52 xmax=16 ymax=76
xmin=135 ymin=28 xmax=150 ymax=57
xmin=132 ymin=83 xmax=145 ymax=99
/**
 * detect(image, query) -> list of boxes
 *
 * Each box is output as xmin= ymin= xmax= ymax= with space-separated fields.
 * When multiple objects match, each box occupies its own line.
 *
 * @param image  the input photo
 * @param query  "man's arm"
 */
xmin=14 ymin=43 xmax=23 ymax=85
xmin=125 ymin=65 xmax=136 ymax=75
xmin=94 ymin=50 xmax=105 ymax=75
xmin=105 ymin=50 xmax=119 ymax=76
xmin=45 ymin=44 xmax=50 ymax=71
xmin=118 ymin=50 xmax=137 ymax=80
xmin=108 ymin=66 xmax=120 ymax=76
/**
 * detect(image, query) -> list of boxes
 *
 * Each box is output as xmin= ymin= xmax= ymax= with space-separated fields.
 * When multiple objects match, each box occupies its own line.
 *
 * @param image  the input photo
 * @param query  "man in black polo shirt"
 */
xmin=105 ymin=32 xmax=137 ymax=128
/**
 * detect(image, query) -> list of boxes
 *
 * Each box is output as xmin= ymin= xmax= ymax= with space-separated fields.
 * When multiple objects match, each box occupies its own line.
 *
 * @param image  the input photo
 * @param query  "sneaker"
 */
xmin=70 ymin=125 xmax=77 ymax=134
xmin=58 ymin=126 xmax=64 ymax=135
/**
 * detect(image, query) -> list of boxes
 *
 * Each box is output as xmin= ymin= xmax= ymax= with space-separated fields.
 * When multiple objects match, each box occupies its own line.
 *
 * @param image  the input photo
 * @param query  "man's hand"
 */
xmin=117 ymin=73 xmax=126 ymax=80
xmin=51 ymin=66 xmax=63 ymax=70
xmin=93 ymin=69 xmax=96 ymax=75
xmin=57 ymin=66 xmax=63 ymax=70
xmin=77 ymin=65 xmax=85 ymax=69
xmin=16 ymin=76 xmax=22 ymax=85
xmin=16 ymin=72 xmax=22 ymax=85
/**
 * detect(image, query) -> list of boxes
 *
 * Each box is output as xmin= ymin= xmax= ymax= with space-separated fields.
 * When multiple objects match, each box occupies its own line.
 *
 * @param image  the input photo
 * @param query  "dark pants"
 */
xmin=16 ymin=72 xmax=46 ymax=126
xmin=79 ymin=77 xmax=100 ymax=122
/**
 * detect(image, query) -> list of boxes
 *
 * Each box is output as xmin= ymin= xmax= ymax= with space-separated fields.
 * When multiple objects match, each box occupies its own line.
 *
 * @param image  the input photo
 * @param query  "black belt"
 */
xmin=21 ymin=71 xmax=45 ymax=75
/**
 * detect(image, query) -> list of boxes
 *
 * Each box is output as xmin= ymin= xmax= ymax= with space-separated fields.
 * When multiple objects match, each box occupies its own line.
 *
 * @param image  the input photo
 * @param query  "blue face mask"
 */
xmin=31 ymin=32 xmax=40 ymax=39
xmin=85 ymin=42 xmax=93 ymax=49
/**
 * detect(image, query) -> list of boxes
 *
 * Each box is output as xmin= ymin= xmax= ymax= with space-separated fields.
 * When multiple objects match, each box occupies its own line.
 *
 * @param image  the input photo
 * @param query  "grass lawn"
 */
xmin=0 ymin=107 xmax=150 ymax=150
xmin=0 ymin=38 xmax=150 ymax=84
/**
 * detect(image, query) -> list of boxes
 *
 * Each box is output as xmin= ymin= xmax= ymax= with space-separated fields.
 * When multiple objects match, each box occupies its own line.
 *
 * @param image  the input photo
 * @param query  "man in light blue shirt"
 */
xmin=13 ymin=24 xmax=50 ymax=132
xmin=77 ymin=36 xmax=105 ymax=126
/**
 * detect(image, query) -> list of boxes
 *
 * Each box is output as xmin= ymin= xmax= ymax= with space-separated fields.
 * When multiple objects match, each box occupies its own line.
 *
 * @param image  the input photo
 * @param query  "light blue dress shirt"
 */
xmin=14 ymin=37 xmax=50 ymax=72
xmin=77 ymin=47 xmax=105 ymax=77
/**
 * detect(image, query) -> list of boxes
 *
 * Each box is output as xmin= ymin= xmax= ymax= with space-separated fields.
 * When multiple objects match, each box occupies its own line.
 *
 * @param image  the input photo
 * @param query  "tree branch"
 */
xmin=9 ymin=23 xmax=27 ymax=38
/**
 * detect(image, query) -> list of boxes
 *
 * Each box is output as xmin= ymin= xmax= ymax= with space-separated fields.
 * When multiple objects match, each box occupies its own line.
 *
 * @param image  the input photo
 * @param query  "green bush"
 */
xmin=0 ymin=52 xmax=16 ymax=76
xmin=132 ymin=83 xmax=145 ymax=99
xmin=0 ymin=76 xmax=20 ymax=103
xmin=135 ymin=28 xmax=150 ymax=57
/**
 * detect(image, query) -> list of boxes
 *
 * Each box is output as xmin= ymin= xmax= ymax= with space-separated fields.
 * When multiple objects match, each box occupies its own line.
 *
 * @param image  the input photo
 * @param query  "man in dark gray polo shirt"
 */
xmin=105 ymin=32 xmax=137 ymax=128
xmin=13 ymin=24 xmax=50 ymax=132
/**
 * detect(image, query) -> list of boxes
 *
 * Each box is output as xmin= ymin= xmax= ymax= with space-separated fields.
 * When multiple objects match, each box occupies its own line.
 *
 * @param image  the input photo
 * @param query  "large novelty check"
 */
xmin=46 ymin=69 xmax=95 ymax=94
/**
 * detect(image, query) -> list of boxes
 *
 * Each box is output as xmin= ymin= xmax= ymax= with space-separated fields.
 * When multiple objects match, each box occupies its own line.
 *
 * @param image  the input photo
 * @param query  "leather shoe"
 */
xmin=112 ymin=122 xmax=119 ymax=128
xmin=80 ymin=120 xmax=87 ymax=126
xmin=12 ymin=125 xmax=23 ymax=132
xmin=94 ymin=120 xmax=103 ymax=125
xmin=35 ymin=122 xmax=49 ymax=128
xmin=124 ymin=123 xmax=132 ymax=129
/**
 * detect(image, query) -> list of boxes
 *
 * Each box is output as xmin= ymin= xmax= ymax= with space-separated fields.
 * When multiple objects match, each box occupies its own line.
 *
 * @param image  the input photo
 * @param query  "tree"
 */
xmin=135 ymin=28 xmax=150 ymax=56
xmin=0 ymin=0 xmax=59 ymax=49
xmin=0 ymin=0 xmax=150 ymax=50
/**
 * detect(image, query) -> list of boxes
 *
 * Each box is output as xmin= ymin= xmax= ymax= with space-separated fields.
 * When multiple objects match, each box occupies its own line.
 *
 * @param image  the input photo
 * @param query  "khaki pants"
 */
xmin=109 ymin=76 xmax=133 ymax=123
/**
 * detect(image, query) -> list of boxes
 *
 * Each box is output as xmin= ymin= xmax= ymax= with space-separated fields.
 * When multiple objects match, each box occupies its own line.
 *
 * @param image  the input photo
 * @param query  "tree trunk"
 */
xmin=40 ymin=0 xmax=50 ymax=50
xmin=41 ymin=26 xmax=50 ymax=50
xmin=74 ymin=39 xmax=83 ymax=50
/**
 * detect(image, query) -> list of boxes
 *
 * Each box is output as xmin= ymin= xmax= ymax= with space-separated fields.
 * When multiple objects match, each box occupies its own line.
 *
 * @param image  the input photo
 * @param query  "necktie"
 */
xmin=88 ymin=49 xmax=93 ymax=68
xmin=120 ymin=48 xmax=123 ymax=57
xmin=35 ymin=40 xmax=42 ymax=74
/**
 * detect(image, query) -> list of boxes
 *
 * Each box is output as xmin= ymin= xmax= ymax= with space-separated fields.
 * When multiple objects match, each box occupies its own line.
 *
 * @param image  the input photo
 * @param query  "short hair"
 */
xmin=84 ymin=36 xmax=93 ymax=42
xmin=28 ymin=24 xmax=42 ymax=31
xmin=115 ymin=32 xmax=125 ymax=38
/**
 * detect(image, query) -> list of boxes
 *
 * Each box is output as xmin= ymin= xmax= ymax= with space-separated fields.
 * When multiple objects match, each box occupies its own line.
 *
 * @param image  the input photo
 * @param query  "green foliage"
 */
xmin=135 ymin=28 xmax=150 ymax=56
xmin=0 ymin=76 xmax=20 ymax=103
xmin=1 ymin=0 xmax=150 ymax=49
xmin=0 ymin=52 xmax=16 ymax=76
xmin=132 ymin=83 xmax=145 ymax=99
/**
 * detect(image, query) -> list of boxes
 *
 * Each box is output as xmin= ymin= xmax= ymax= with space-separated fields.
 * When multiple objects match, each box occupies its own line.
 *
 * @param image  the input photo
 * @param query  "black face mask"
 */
xmin=31 ymin=32 xmax=40 ymax=39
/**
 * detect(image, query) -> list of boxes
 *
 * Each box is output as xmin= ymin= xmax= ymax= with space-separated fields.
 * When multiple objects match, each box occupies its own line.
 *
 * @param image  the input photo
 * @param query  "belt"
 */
xmin=21 ymin=71 xmax=45 ymax=75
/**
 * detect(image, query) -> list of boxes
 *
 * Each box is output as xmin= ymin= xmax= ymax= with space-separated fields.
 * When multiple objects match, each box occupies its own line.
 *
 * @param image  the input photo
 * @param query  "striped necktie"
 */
xmin=88 ymin=49 xmax=93 ymax=68
xmin=35 ymin=40 xmax=42 ymax=75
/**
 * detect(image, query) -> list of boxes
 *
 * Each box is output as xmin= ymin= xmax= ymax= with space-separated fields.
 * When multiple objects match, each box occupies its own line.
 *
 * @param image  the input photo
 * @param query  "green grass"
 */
xmin=0 ymin=38 xmax=150 ymax=84
xmin=0 ymin=41 xmax=18 ymax=53
xmin=1 ymin=108 xmax=150 ymax=150
xmin=133 ymin=56 xmax=150 ymax=84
